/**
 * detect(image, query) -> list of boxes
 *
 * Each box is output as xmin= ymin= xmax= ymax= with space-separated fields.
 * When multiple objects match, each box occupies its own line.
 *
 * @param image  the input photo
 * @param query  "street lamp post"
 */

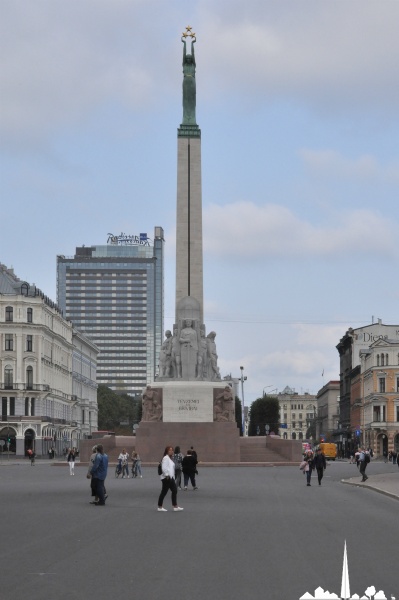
xmin=239 ymin=366 xmax=247 ymax=436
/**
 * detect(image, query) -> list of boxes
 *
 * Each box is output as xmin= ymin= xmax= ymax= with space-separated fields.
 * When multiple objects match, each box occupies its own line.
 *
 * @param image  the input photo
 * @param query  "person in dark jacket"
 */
xmin=182 ymin=449 xmax=198 ymax=490
xmin=313 ymin=448 xmax=327 ymax=485
xmin=90 ymin=444 xmax=109 ymax=505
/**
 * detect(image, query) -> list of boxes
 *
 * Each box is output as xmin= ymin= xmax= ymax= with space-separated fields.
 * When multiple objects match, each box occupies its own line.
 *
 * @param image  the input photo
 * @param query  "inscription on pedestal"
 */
xmin=163 ymin=385 xmax=214 ymax=422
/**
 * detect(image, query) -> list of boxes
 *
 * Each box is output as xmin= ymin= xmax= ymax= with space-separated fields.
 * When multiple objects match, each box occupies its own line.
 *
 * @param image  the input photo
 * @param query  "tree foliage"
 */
xmin=97 ymin=385 xmax=141 ymax=435
xmin=235 ymin=396 xmax=243 ymax=436
xmin=248 ymin=396 xmax=280 ymax=436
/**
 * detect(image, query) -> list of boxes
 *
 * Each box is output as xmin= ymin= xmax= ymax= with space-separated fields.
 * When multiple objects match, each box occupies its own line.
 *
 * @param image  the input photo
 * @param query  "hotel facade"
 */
xmin=57 ymin=228 xmax=164 ymax=397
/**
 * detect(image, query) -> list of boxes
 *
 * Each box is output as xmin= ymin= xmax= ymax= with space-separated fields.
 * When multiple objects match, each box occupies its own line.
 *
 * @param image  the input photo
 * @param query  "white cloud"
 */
xmin=0 ymin=0 xmax=178 ymax=141
xmin=203 ymin=202 xmax=397 ymax=260
xmin=299 ymin=149 xmax=399 ymax=184
xmin=199 ymin=1 xmax=399 ymax=115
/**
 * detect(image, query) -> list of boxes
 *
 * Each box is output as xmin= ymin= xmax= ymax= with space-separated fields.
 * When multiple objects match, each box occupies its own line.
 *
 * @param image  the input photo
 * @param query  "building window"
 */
xmin=9 ymin=397 xmax=15 ymax=416
xmin=292 ymin=432 xmax=296 ymax=440
xmin=298 ymin=432 xmax=303 ymax=440
xmin=397 ymin=377 xmax=399 ymax=393
xmin=299 ymin=413 xmax=302 ymax=420
xmin=299 ymin=422 xmax=303 ymax=428
xmin=381 ymin=354 xmax=385 ymax=366
xmin=373 ymin=405 xmax=386 ymax=422
xmin=31 ymin=398 xmax=35 ymax=417
xmin=25 ymin=397 xmax=29 ymax=416
xmin=284 ymin=413 xmax=287 ymax=421
xmin=377 ymin=354 xmax=380 ymax=367
xmin=26 ymin=367 xmax=33 ymax=390
xmin=379 ymin=378 xmax=385 ymax=393
xmin=292 ymin=421 xmax=296 ymax=429
xmin=27 ymin=308 xmax=33 ymax=323
xmin=5 ymin=306 xmax=13 ymax=322
xmin=292 ymin=413 xmax=296 ymax=420
xmin=5 ymin=334 xmax=13 ymax=351
xmin=4 ymin=366 xmax=13 ymax=389
xmin=396 ymin=405 xmax=399 ymax=422
xmin=82 ymin=409 xmax=85 ymax=424
xmin=26 ymin=335 xmax=33 ymax=352
xmin=2 ymin=397 xmax=7 ymax=416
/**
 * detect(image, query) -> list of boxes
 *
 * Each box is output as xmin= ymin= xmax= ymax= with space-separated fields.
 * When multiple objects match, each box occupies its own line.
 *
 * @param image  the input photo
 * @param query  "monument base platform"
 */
xmin=135 ymin=421 xmax=240 ymax=462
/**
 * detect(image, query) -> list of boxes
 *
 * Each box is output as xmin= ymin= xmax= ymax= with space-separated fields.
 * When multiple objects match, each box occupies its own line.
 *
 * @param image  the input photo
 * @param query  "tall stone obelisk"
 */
xmin=175 ymin=27 xmax=203 ymax=324
xmin=135 ymin=28 xmax=240 ymax=463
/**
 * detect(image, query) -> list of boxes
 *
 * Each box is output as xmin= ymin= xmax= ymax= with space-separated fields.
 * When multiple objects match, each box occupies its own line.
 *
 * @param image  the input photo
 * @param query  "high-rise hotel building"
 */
xmin=57 ymin=228 xmax=164 ymax=396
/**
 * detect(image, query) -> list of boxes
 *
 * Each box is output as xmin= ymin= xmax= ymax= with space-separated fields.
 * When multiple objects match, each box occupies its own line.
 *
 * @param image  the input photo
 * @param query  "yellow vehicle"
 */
xmin=318 ymin=443 xmax=337 ymax=461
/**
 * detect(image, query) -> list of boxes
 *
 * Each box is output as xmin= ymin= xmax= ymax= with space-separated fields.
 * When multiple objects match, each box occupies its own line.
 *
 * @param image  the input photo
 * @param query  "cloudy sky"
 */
xmin=1 ymin=0 xmax=398 ymax=405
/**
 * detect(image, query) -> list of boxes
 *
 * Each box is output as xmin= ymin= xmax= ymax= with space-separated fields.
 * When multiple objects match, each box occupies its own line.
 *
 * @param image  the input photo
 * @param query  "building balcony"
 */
xmin=366 ymin=421 xmax=387 ymax=429
xmin=0 ymin=383 xmax=50 ymax=392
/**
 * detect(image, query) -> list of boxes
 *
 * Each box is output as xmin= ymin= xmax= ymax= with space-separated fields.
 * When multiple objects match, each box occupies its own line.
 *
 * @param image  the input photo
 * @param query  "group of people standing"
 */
xmin=157 ymin=445 xmax=198 ymax=511
xmin=117 ymin=449 xmax=142 ymax=478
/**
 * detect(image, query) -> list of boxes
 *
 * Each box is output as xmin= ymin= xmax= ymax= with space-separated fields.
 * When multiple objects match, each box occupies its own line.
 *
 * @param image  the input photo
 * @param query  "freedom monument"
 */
xmin=135 ymin=27 xmax=240 ymax=461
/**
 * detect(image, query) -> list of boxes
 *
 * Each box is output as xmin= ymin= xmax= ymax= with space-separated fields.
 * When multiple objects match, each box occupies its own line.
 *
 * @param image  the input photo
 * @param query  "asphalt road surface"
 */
xmin=0 ymin=460 xmax=397 ymax=599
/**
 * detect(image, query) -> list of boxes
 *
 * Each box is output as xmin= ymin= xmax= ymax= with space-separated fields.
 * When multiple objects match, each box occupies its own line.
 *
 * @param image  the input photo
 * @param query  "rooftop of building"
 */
xmin=0 ymin=262 xmax=62 ymax=314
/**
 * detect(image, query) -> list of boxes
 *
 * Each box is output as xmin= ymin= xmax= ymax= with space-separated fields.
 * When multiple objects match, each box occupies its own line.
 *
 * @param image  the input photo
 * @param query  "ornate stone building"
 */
xmin=0 ymin=263 xmax=98 ymax=457
xmin=336 ymin=320 xmax=399 ymax=455
xmin=359 ymin=338 xmax=399 ymax=456
xmin=277 ymin=386 xmax=317 ymax=441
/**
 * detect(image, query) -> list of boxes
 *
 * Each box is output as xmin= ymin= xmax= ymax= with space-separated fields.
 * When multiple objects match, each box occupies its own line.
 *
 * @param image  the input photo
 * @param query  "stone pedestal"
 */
xmin=137 ymin=381 xmax=239 ymax=461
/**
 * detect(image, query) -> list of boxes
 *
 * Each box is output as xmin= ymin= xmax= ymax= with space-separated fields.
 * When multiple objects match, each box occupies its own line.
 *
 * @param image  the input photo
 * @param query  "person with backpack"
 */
xmin=359 ymin=447 xmax=370 ymax=482
xmin=173 ymin=446 xmax=183 ymax=490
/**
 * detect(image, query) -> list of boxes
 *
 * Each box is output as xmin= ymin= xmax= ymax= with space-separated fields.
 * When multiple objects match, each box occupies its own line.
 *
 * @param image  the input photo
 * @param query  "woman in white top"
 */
xmin=118 ymin=449 xmax=129 ymax=478
xmin=157 ymin=446 xmax=184 ymax=512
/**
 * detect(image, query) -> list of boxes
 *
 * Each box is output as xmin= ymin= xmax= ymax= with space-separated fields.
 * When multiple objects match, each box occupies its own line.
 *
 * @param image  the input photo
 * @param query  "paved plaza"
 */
xmin=0 ymin=459 xmax=397 ymax=599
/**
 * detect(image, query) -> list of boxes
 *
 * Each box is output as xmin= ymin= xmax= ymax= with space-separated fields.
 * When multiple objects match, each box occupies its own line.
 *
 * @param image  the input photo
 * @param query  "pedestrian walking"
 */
xmin=27 ymin=448 xmax=35 ymax=465
xmin=359 ymin=447 xmax=369 ymax=482
xmin=90 ymin=444 xmax=109 ymax=506
xmin=67 ymin=448 xmax=76 ymax=475
xmin=313 ymin=448 xmax=326 ymax=485
xmin=157 ymin=446 xmax=184 ymax=512
xmin=182 ymin=449 xmax=198 ymax=490
xmin=303 ymin=450 xmax=314 ymax=486
xmin=87 ymin=445 xmax=98 ymax=504
xmin=173 ymin=446 xmax=183 ymax=489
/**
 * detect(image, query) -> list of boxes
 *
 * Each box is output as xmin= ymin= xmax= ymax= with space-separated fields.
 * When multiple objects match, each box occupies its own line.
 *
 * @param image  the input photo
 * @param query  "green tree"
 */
xmin=248 ymin=396 xmax=280 ymax=436
xmin=235 ymin=396 xmax=243 ymax=436
xmin=97 ymin=385 xmax=141 ymax=435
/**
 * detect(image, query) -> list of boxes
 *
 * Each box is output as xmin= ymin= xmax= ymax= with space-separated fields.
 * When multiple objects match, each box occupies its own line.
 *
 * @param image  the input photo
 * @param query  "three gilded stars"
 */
xmin=182 ymin=25 xmax=196 ymax=39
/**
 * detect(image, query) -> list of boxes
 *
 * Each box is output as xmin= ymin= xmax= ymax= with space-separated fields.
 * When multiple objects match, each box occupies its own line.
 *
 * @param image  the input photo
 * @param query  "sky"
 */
xmin=1 ymin=0 xmax=398 ymax=406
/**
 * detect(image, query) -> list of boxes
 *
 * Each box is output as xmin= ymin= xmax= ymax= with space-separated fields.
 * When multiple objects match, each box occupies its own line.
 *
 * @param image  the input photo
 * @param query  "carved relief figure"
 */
xmin=206 ymin=331 xmax=221 ymax=380
xmin=159 ymin=330 xmax=172 ymax=377
xmin=179 ymin=319 xmax=198 ymax=379
xmin=171 ymin=326 xmax=182 ymax=379
xmin=214 ymin=386 xmax=234 ymax=422
xmin=197 ymin=326 xmax=208 ymax=380
xmin=142 ymin=386 xmax=162 ymax=421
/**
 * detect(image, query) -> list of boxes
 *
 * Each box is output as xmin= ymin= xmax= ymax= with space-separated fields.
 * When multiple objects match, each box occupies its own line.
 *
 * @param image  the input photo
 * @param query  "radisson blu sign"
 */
xmin=107 ymin=232 xmax=151 ymax=246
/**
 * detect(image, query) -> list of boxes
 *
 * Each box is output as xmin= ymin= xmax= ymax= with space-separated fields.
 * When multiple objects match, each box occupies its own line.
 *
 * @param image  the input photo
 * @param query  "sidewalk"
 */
xmin=342 ymin=472 xmax=399 ymax=501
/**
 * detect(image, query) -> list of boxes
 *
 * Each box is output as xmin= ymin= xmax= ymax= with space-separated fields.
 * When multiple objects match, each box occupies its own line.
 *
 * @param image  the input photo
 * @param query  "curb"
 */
xmin=341 ymin=478 xmax=399 ymax=502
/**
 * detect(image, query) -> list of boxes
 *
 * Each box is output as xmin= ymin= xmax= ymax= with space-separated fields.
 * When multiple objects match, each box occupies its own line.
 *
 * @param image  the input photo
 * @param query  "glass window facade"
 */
xmin=57 ymin=228 xmax=164 ymax=396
